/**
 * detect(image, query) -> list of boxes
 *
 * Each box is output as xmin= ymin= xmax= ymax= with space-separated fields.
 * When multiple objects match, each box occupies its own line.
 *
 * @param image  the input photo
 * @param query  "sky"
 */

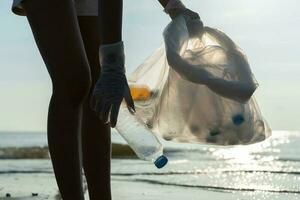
xmin=0 ymin=0 xmax=300 ymax=132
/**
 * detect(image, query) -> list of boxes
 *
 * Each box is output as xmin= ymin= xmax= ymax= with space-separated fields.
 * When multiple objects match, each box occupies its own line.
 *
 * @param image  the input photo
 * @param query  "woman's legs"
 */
xmin=77 ymin=16 xmax=112 ymax=200
xmin=22 ymin=0 xmax=91 ymax=199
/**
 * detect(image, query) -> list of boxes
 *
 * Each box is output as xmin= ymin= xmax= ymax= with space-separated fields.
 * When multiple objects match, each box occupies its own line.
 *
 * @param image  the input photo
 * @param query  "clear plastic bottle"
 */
xmin=115 ymin=104 xmax=168 ymax=169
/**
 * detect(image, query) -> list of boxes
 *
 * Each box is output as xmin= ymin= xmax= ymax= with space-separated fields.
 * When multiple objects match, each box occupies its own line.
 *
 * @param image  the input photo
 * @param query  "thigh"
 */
xmin=77 ymin=16 xmax=101 ymax=85
xmin=22 ymin=0 xmax=91 ymax=89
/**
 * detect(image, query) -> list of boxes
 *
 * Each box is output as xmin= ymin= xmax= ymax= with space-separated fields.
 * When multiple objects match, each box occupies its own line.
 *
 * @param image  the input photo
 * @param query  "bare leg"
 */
xmin=22 ymin=0 xmax=91 ymax=199
xmin=77 ymin=16 xmax=112 ymax=200
xmin=76 ymin=1 xmax=124 ymax=199
xmin=99 ymin=0 xmax=123 ymax=44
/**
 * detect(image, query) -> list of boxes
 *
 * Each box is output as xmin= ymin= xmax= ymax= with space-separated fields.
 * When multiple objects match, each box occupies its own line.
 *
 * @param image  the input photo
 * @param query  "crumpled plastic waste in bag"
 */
xmin=128 ymin=16 xmax=271 ymax=145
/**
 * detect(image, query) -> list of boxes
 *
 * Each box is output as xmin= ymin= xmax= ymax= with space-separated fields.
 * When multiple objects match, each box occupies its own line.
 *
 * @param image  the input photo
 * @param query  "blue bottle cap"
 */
xmin=232 ymin=114 xmax=245 ymax=126
xmin=154 ymin=155 xmax=168 ymax=169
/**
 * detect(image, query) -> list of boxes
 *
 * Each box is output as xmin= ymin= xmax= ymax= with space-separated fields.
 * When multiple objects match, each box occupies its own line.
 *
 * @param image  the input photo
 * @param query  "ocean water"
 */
xmin=0 ymin=131 xmax=300 ymax=199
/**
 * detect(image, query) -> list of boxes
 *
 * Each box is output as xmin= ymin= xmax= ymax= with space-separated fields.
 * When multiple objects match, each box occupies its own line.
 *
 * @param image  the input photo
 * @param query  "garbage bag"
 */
xmin=128 ymin=16 xmax=271 ymax=145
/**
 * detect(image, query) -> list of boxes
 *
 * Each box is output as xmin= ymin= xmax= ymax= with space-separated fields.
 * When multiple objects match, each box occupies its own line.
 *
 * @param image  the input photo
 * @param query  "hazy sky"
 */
xmin=0 ymin=0 xmax=300 ymax=132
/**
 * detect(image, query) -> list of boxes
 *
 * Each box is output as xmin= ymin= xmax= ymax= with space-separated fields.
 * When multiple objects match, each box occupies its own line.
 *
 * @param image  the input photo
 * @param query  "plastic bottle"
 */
xmin=115 ymin=104 xmax=168 ymax=169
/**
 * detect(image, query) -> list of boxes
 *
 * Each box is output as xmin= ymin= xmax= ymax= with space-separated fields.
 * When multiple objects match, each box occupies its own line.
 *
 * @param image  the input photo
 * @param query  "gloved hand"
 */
xmin=90 ymin=41 xmax=135 ymax=127
xmin=181 ymin=8 xmax=201 ymax=21
xmin=164 ymin=0 xmax=203 ymax=37
xmin=164 ymin=0 xmax=200 ymax=20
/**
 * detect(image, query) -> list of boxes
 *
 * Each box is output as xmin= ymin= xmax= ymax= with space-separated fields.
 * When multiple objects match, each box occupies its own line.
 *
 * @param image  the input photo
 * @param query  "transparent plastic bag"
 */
xmin=128 ymin=16 xmax=271 ymax=145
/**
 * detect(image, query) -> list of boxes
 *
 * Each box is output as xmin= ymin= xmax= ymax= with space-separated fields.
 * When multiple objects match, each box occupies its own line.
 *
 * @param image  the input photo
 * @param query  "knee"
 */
xmin=52 ymin=70 xmax=92 ymax=107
